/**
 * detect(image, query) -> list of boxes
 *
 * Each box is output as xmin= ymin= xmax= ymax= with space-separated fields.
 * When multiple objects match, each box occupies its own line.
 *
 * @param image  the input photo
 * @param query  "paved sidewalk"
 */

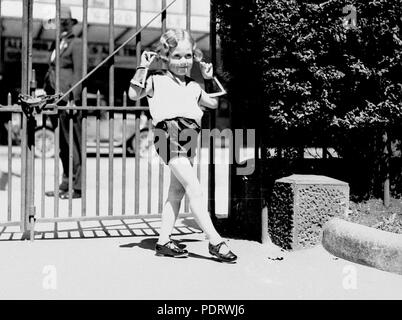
xmin=0 ymin=217 xmax=401 ymax=300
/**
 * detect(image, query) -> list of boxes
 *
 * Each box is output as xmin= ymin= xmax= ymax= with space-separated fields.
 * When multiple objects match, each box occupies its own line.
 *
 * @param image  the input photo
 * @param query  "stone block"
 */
xmin=268 ymin=174 xmax=349 ymax=250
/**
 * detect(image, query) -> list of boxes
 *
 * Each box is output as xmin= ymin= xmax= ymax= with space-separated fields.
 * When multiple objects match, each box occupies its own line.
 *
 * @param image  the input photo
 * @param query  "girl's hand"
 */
xmin=140 ymin=51 xmax=157 ymax=68
xmin=200 ymin=61 xmax=213 ymax=79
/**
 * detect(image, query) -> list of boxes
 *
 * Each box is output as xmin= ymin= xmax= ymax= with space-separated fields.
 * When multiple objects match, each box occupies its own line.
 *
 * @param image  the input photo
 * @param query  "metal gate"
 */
xmin=0 ymin=0 xmax=220 ymax=240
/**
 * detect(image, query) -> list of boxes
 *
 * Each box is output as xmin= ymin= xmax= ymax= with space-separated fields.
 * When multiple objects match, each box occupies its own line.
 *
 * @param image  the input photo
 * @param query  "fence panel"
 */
xmin=0 ymin=0 xmax=226 ymax=240
xmin=0 ymin=102 xmax=23 ymax=229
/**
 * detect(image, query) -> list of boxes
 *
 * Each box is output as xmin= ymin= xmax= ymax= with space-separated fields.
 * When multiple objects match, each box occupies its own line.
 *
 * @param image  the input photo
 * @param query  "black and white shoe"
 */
xmin=209 ymin=242 xmax=237 ymax=263
xmin=155 ymin=240 xmax=189 ymax=258
xmin=170 ymin=238 xmax=187 ymax=249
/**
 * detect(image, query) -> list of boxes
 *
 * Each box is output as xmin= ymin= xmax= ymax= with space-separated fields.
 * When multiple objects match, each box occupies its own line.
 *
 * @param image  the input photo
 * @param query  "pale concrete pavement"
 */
xmin=1 ymin=146 xmax=402 ymax=299
xmin=0 ymin=217 xmax=402 ymax=299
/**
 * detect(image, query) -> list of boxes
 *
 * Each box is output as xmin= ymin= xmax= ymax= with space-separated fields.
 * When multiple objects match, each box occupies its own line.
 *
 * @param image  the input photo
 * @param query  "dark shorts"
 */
xmin=154 ymin=117 xmax=201 ymax=165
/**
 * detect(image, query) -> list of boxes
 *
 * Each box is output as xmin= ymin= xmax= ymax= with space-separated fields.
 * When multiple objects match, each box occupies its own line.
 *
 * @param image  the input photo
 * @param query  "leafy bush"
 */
xmin=217 ymin=0 xmax=402 ymax=130
xmin=216 ymin=0 xmax=402 ymax=199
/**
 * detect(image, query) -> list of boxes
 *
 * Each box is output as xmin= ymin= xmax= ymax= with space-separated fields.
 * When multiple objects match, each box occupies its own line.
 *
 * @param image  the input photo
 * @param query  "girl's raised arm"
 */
xmin=128 ymin=51 xmax=157 ymax=101
xmin=199 ymin=89 xmax=218 ymax=109
xmin=128 ymin=76 xmax=153 ymax=101
xmin=198 ymin=61 xmax=226 ymax=110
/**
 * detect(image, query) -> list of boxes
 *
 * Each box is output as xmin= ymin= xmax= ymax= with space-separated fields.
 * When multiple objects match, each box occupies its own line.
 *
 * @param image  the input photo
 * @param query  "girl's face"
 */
xmin=168 ymin=40 xmax=193 ymax=77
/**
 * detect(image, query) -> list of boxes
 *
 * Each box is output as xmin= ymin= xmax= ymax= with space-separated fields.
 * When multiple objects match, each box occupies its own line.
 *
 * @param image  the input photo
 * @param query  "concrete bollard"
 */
xmin=322 ymin=218 xmax=402 ymax=275
xmin=268 ymin=174 xmax=349 ymax=250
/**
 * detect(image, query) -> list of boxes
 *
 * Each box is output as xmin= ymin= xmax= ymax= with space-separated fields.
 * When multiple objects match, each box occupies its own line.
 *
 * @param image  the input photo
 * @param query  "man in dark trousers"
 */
xmin=44 ymin=5 xmax=83 ymax=199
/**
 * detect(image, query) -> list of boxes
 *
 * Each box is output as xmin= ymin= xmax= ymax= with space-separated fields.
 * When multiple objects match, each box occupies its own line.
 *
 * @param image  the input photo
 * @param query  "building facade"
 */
xmin=0 ymin=0 xmax=210 ymax=105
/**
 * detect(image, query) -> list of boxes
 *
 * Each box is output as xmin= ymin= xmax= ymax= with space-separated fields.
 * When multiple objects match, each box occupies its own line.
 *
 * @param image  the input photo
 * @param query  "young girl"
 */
xmin=128 ymin=29 xmax=237 ymax=263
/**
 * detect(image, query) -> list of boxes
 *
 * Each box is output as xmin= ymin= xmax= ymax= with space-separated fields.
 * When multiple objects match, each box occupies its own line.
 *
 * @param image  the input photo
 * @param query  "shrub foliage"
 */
xmin=216 ymin=0 xmax=402 ymax=198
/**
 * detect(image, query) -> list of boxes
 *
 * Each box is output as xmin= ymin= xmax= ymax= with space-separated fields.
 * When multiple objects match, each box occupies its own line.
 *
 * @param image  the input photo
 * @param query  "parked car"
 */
xmin=5 ymin=92 xmax=154 ymax=158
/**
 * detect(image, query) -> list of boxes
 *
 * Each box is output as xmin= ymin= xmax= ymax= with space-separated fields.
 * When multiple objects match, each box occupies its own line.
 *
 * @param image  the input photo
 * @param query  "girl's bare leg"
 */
xmin=168 ymin=157 xmax=225 ymax=247
xmin=157 ymin=171 xmax=186 ymax=245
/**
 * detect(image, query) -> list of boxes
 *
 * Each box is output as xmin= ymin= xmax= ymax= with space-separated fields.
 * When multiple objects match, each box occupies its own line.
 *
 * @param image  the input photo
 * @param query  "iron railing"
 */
xmin=0 ymin=0 xmax=220 ymax=240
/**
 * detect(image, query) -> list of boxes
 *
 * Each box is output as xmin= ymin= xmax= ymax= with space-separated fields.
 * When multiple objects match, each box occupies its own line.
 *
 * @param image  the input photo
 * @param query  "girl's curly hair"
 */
xmin=155 ymin=29 xmax=203 ymax=63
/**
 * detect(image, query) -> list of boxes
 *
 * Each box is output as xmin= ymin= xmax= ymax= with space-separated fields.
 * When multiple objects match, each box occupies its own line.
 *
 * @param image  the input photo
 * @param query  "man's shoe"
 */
xmin=45 ymin=190 xmax=67 ymax=197
xmin=155 ymin=240 xmax=189 ymax=258
xmin=209 ymin=242 xmax=237 ymax=263
xmin=59 ymin=190 xmax=81 ymax=199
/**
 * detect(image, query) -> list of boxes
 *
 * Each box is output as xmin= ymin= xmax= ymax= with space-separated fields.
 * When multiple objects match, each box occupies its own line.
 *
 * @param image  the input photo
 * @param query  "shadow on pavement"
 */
xmin=0 ymin=218 xmax=198 ymax=241
xmin=119 ymin=237 xmax=158 ymax=250
xmin=119 ymin=237 xmax=217 ymax=262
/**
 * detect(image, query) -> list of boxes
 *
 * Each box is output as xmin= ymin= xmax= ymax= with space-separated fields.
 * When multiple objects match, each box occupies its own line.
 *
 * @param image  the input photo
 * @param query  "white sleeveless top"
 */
xmin=147 ymin=74 xmax=203 ymax=125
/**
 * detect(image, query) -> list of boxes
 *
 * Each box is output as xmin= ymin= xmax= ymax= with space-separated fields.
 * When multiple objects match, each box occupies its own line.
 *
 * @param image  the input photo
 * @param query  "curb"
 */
xmin=322 ymin=218 xmax=402 ymax=275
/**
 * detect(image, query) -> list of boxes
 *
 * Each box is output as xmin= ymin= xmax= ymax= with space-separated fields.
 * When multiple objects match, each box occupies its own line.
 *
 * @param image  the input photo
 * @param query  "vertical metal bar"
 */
xmin=136 ymin=0 xmax=141 ymax=107
xmin=81 ymin=0 xmax=89 ymax=217
xmin=27 ymin=115 xmax=35 ymax=240
xmin=20 ymin=0 xmax=29 ymax=231
xmin=147 ymin=119 xmax=152 ymax=213
xmin=208 ymin=0 xmax=217 ymax=218
xmin=183 ymin=0 xmax=191 ymax=213
xmin=55 ymin=0 xmax=61 ymax=94
xmin=108 ymin=0 xmax=115 ymax=216
xmin=122 ymin=92 xmax=127 ymax=215
xmin=7 ymin=94 xmax=12 ymax=222
xmin=162 ymin=0 xmax=167 ymax=33
xmin=135 ymin=0 xmax=141 ymax=215
xmin=96 ymin=91 xmax=101 ymax=216
xmin=30 ymin=72 xmax=36 ymax=214
xmin=186 ymin=0 xmax=191 ymax=31
xmin=22 ymin=1 xmax=34 ymax=236
xmin=208 ymin=118 xmax=216 ymax=216
xmin=68 ymin=108 xmax=73 ymax=217
xmin=28 ymin=11 xmax=35 ymax=239
xmin=228 ymin=104 xmax=234 ymax=220
xmin=54 ymin=0 xmax=61 ymax=218
xmin=20 ymin=116 xmax=26 ymax=229
xmin=41 ymin=115 xmax=45 ymax=218
xmin=197 ymin=129 xmax=201 ymax=181
xmin=134 ymin=115 xmax=140 ymax=215
xmin=0 ymin=0 xmax=2 ymax=73
xmin=21 ymin=4 xmax=31 ymax=95
xmin=158 ymin=0 xmax=166 ymax=214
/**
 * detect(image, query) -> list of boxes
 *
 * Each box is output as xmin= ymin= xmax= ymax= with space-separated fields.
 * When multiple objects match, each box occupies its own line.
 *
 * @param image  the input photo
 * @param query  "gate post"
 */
xmin=208 ymin=0 xmax=217 ymax=222
xmin=21 ymin=0 xmax=36 ymax=240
